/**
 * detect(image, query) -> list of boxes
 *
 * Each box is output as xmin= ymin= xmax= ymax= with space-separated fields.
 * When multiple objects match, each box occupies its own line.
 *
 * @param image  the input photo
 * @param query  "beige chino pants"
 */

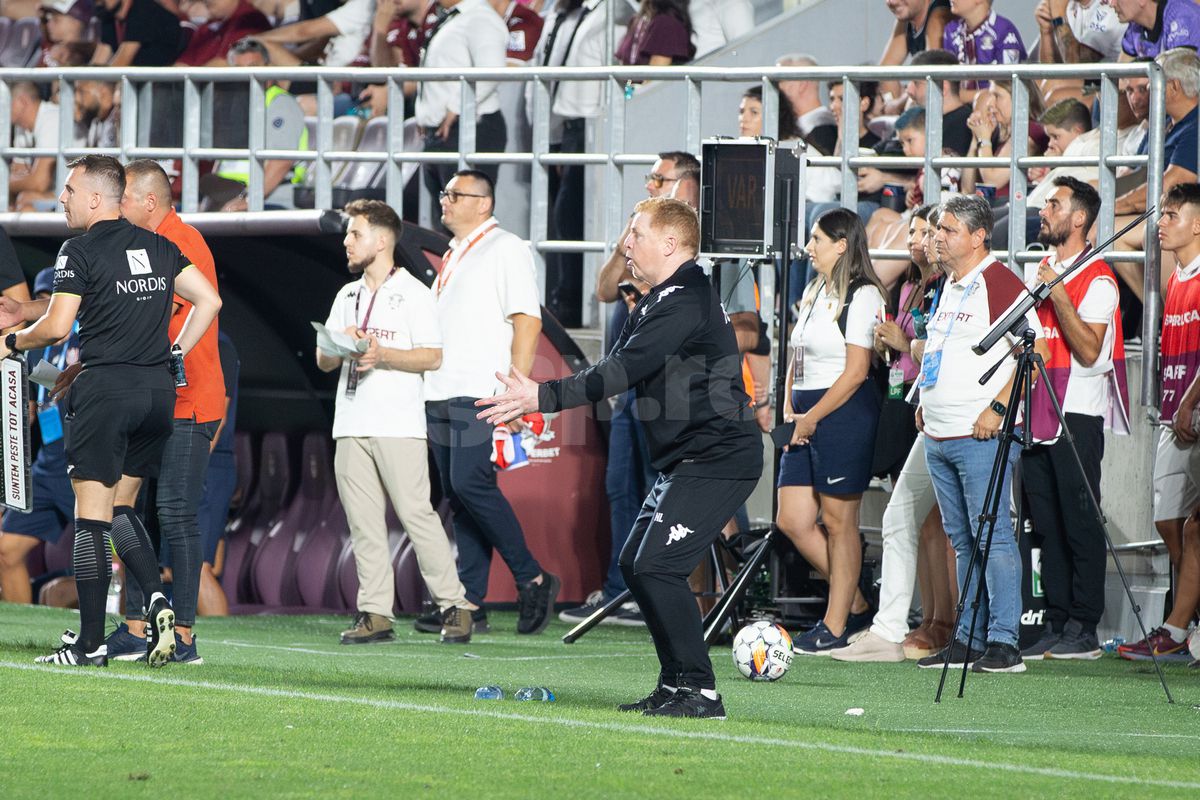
xmin=334 ymin=437 xmax=467 ymax=617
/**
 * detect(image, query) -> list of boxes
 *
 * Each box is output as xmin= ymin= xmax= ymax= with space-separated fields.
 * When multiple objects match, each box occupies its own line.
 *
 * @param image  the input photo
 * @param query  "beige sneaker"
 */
xmin=440 ymin=606 xmax=472 ymax=644
xmin=830 ymin=630 xmax=905 ymax=662
xmin=339 ymin=612 xmax=394 ymax=645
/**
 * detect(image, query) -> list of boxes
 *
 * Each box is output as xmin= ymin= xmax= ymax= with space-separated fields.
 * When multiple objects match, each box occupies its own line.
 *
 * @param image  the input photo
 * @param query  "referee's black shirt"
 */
xmin=52 ymin=218 xmax=191 ymax=372
xmin=539 ymin=261 xmax=763 ymax=480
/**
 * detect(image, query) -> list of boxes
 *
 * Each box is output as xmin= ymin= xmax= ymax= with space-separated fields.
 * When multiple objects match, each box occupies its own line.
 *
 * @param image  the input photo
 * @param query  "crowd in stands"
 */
xmin=2 ymin=0 xmax=1199 ymax=671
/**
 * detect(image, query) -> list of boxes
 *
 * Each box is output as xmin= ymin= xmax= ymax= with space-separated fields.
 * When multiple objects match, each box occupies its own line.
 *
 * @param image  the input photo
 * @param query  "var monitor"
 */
xmin=699 ymin=138 xmax=804 ymax=260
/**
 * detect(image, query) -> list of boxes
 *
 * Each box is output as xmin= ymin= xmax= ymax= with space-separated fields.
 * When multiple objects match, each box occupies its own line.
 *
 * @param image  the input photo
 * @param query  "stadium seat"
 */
xmin=293 ymin=116 xmax=363 ymax=208
xmin=0 ymin=19 xmax=13 ymax=56
xmin=868 ymin=115 xmax=897 ymax=143
xmin=42 ymin=524 xmax=74 ymax=576
xmin=24 ymin=539 xmax=46 ymax=581
xmin=0 ymin=18 xmax=40 ymax=68
xmin=332 ymin=115 xmax=387 ymax=197
xmin=336 ymin=529 xmax=408 ymax=614
xmin=392 ymin=540 xmax=428 ymax=615
xmin=364 ymin=117 xmax=422 ymax=195
xmin=295 ymin=499 xmax=351 ymax=611
xmin=247 ymin=433 xmax=332 ymax=608
xmin=224 ymin=432 xmax=293 ymax=608
xmin=281 ymin=433 xmax=345 ymax=611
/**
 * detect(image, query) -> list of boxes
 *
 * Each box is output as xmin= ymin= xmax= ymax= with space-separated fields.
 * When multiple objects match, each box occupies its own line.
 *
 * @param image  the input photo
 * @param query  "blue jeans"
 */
xmin=603 ymin=391 xmax=658 ymax=600
xmin=925 ymin=433 xmax=1022 ymax=649
xmin=127 ymin=417 xmax=218 ymax=628
xmin=426 ymin=397 xmax=541 ymax=606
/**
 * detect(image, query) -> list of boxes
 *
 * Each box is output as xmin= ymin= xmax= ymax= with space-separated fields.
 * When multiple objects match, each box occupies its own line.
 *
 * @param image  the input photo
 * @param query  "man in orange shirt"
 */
xmin=104 ymin=159 xmax=226 ymax=665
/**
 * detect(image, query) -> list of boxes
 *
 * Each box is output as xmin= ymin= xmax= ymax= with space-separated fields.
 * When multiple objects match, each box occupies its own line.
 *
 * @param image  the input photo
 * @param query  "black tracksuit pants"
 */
xmin=619 ymin=472 xmax=758 ymax=691
xmin=1020 ymin=413 xmax=1107 ymax=632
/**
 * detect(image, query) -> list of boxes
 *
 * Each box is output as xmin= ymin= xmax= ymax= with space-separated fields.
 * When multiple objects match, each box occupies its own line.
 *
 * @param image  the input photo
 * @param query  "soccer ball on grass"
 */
xmin=732 ymin=620 xmax=793 ymax=681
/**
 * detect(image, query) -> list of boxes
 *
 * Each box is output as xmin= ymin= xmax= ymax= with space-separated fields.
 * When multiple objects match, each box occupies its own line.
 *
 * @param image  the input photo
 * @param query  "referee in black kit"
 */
xmin=0 ymin=155 xmax=222 ymax=667
xmin=479 ymin=197 xmax=763 ymax=719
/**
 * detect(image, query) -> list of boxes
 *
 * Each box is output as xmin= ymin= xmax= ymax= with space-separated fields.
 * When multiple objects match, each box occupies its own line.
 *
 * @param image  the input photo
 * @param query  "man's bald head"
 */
xmin=124 ymin=159 xmax=173 ymax=200
xmin=121 ymin=159 xmax=174 ymax=230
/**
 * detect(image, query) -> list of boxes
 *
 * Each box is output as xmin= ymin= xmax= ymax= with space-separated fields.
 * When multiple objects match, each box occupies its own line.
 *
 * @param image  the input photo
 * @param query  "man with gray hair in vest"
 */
xmin=914 ymin=194 xmax=1048 ymax=675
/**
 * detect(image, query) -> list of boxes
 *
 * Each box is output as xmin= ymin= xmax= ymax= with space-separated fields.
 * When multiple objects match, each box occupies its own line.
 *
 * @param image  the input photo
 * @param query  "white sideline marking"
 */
xmin=2 ymin=661 xmax=1198 ymax=790
xmin=213 ymin=640 xmax=648 ymax=661
xmin=891 ymin=727 xmax=1200 ymax=741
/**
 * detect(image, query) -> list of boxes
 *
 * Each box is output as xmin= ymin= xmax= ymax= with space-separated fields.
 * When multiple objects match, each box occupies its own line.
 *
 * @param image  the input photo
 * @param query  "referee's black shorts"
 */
xmin=63 ymin=366 xmax=176 ymax=485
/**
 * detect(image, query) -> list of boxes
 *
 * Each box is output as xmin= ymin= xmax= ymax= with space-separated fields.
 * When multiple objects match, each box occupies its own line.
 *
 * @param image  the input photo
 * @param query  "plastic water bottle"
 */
xmin=514 ymin=687 xmax=555 ymax=702
xmin=474 ymin=685 xmax=504 ymax=700
xmin=106 ymin=563 xmax=122 ymax=615
xmin=1101 ymin=636 xmax=1125 ymax=654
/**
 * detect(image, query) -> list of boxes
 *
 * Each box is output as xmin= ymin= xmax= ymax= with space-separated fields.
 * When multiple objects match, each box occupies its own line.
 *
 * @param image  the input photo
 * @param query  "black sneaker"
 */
xmin=558 ymin=590 xmax=606 ymax=625
xmin=1019 ymin=625 xmax=1060 ymax=661
xmin=413 ymin=604 xmax=443 ymax=634
xmin=516 ymin=571 xmax=560 ymax=635
xmin=643 ymin=688 xmax=727 ymax=720
xmin=617 ymin=685 xmax=676 ymax=713
xmin=145 ymin=592 xmax=177 ymax=668
xmin=1044 ymin=620 xmax=1101 ymax=660
xmin=916 ymin=639 xmax=984 ymax=669
xmin=972 ymin=642 xmax=1027 ymax=673
xmin=34 ymin=630 xmax=107 ymax=667
xmin=605 ymin=602 xmax=645 ymax=627
xmin=416 ymin=604 xmax=488 ymax=634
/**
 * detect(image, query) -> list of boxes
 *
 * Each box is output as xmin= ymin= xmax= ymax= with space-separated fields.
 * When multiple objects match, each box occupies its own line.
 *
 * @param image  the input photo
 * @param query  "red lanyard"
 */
xmin=354 ymin=266 xmax=399 ymax=329
xmin=437 ymin=223 xmax=498 ymax=296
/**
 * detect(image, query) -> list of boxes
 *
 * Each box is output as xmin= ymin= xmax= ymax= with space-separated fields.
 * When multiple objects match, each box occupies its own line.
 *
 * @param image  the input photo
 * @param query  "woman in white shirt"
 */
xmin=777 ymin=207 xmax=888 ymax=655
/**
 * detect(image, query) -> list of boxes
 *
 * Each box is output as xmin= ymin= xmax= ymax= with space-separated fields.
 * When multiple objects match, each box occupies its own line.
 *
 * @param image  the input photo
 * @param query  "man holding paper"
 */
xmin=316 ymin=199 xmax=475 ymax=645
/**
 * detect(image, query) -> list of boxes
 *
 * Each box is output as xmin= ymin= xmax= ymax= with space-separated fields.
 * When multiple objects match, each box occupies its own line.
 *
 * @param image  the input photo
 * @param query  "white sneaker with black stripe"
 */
xmin=35 ymin=630 xmax=108 ymax=667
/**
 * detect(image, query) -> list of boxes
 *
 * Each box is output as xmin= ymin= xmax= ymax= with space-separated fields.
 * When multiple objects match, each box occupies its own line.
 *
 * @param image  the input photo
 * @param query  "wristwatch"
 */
xmin=990 ymin=399 xmax=1007 ymax=417
xmin=4 ymin=332 xmax=19 ymax=354
xmin=1051 ymin=16 xmax=1065 ymax=28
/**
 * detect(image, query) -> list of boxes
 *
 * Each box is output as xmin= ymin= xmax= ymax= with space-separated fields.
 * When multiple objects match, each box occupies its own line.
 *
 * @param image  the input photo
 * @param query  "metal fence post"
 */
xmin=181 ymin=77 xmax=201 ymax=213
xmin=247 ymin=77 xmax=266 ymax=212
xmin=1142 ymin=63 xmax=1167 ymax=412
xmin=315 ymin=77 xmax=333 ymax=210
xmin=1006 ymin=75 xmax=1030 ymax=269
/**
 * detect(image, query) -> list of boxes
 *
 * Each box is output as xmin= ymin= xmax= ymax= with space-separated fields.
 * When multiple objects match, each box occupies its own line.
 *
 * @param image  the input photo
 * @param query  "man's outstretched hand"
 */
xmin=475 ymin=368 xmax=540 ymax=425
xmin=0 ymin=296 xmax=24 ymax=329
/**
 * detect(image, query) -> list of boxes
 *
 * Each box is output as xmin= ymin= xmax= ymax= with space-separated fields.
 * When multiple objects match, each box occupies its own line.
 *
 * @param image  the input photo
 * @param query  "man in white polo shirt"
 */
xmin=915 ymin=194 xmax=1047 ymax=675
xmin=416 ymin=0 xmax=509 ymax=215
xmin=318 ymin=199 xmax=474 ymax=646
xmin=423 ymin=169 xmax=560 ymax=635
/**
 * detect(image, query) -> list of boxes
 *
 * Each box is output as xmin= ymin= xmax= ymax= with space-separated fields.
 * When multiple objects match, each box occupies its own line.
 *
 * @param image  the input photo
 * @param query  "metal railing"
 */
xmin=0 ymin=61 xmax=1169 ymax=406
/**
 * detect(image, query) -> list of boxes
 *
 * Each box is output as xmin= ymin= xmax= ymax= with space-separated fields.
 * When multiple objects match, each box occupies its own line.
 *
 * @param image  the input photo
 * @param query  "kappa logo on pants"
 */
xmin=666 ymin=524 xmax=693 ymax=546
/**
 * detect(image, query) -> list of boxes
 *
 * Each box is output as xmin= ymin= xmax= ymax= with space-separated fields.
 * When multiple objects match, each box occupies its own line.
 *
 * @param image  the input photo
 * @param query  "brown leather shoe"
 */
xmin=440 ymin=607 xmax=472 ymax=644
xmin=339 ymin=611 xmax=394 ymax=645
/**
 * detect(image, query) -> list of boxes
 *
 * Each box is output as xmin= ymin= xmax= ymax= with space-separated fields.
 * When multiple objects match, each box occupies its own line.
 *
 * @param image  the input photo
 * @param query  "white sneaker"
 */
xmin=830 ymin=630 xmax=905 ymax=663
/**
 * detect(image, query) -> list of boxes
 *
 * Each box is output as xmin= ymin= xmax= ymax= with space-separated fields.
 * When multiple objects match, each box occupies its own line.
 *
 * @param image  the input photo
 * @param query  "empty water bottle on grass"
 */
xmin=515 ymin=687 xmax=555 ymax=702
xmin=474 ymin=686 xmax=504 ymax=700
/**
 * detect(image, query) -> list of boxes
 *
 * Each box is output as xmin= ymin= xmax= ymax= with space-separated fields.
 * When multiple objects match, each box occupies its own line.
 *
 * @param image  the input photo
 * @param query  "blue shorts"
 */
xmin=778 ymin=382 xmax=880 ymax=495
xmin=1 ymin=469 xmax=75 ymax=542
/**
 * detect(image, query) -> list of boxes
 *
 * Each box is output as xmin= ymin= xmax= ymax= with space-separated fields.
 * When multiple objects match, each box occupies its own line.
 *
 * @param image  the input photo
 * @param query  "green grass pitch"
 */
xmin=1 ymin=604 xmax=1197 ymax=798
